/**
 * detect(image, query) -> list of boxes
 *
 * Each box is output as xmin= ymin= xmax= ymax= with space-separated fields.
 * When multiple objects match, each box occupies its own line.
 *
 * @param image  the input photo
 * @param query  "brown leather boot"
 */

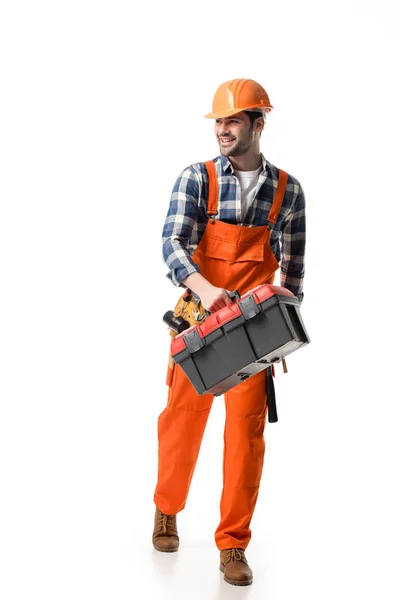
xmin=152 ymin=507 xmax=179 ymax=553
xmin=220 ymin=548 xmax=253 ymax=586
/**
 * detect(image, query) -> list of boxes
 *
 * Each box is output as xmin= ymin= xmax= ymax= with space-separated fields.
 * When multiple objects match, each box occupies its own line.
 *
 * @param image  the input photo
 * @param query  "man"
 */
xmin=152 ymin=78 xmax=306 ymax=586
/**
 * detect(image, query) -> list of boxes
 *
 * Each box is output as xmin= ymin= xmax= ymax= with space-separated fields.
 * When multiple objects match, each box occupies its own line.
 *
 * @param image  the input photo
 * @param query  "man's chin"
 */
xmin=219 ymin=144 xmax=237 ymax=156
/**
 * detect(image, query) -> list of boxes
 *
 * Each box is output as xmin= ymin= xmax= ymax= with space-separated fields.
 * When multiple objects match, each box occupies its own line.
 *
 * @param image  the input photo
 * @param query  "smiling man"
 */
xmin=152 ymin=79 xmax=306 ymax=586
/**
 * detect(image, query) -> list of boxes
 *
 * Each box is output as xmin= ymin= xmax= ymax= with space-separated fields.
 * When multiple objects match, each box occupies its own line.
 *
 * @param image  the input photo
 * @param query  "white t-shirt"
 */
xmin=234 ymin=165 xmax=263 ymax=221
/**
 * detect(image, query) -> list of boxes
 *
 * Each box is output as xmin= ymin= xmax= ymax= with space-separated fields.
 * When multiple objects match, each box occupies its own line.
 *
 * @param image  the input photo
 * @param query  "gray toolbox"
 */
xmin=170 ymin=283 xmax=310 ymax=396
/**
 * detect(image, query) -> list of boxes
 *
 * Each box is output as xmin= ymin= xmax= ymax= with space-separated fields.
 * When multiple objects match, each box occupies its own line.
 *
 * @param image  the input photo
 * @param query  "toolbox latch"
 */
xmin=184 ymin=329 xmax=205 ymax=353
xmin=238 ymin=295 xmax=261 ymax=320
xmin=237 ymin=372 xmax=250 ymax=382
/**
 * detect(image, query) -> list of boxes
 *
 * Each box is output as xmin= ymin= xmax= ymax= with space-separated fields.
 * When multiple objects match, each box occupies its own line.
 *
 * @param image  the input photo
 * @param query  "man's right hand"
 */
xmin=182 ymin=272 xmax=234 ymax=313
xmin=199 ymin=286 xmax=234 ymax=313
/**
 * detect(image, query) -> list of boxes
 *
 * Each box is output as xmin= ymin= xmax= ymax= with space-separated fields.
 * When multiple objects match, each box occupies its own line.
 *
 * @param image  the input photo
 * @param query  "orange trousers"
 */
xmin=154 ymin=362 xmax=269 ymax=550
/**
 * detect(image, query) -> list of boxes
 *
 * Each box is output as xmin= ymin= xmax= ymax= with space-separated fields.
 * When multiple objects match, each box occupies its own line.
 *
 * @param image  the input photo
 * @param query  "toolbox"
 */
xmin=170 ymin=283 xmax=310 ymax=396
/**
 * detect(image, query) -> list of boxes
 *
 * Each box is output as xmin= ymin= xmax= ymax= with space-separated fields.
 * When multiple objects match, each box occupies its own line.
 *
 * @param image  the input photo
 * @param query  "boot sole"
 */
xmin=153 ymin=542 xmax=179 ymax=553
xmin=219 ymin=563 xmax=253 ymax=586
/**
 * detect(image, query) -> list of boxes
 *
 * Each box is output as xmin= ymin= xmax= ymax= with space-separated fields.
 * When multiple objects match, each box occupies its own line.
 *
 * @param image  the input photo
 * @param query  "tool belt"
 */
xmin=171 ymin=288 xmax=207 ymax=327
xmin=166 ymin=289 xmax=206 ymax=382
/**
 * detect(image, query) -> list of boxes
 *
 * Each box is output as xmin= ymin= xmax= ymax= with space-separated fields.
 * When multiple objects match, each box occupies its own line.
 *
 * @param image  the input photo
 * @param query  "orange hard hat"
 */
xmin=205 ymin=78 xmax=273 ymax=119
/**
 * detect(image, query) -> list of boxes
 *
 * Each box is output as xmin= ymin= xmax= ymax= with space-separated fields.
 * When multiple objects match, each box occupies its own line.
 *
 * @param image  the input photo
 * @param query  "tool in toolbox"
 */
xmin=164 ymin=283 xmax=310 ymax=401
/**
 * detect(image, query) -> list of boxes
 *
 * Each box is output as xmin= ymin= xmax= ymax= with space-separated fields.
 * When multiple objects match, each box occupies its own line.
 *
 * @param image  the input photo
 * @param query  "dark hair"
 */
xmin=244 ymin=110 xmax=264 ymax=136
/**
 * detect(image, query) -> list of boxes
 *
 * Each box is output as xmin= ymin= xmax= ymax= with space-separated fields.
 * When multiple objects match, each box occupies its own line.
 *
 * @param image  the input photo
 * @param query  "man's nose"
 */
xmin=219 ymin=120 xmax=230 ymax=134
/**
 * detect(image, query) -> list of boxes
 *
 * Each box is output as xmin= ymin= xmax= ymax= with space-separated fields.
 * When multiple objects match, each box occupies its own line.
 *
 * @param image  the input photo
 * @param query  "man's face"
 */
xmin=214 ymin=111 xmax=262 ymax=157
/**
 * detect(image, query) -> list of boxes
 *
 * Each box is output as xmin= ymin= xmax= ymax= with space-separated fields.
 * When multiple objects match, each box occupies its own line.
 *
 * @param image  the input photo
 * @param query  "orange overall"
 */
xmin=154 ymin=160 xmax=289 ymax=550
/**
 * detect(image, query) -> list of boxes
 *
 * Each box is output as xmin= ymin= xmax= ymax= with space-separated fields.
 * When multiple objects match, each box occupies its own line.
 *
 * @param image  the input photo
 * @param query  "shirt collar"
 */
xmin=220 ymin=153 xmax=270 ymax=175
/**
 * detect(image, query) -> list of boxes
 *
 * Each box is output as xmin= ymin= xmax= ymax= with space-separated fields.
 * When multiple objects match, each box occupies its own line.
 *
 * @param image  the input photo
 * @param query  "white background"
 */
xmin=1 ymin=1 xmax=399 ymax=599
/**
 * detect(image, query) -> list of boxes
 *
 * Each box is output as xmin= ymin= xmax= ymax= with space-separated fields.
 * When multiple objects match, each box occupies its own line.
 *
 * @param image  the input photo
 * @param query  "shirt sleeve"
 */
xmin=280 ymin=182 xmax=306 ymax=302
xmin=162 ymin=166 xmax=202 ymax=287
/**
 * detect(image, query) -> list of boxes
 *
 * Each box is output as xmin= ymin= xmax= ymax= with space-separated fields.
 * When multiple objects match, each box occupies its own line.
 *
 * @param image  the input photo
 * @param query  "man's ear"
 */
xmin=255 ymin=116 xmax=265 ymax=134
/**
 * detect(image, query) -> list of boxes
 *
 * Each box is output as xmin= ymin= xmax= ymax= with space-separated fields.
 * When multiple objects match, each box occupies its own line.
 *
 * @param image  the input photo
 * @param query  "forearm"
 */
xmin=163 ymin=237 xmax=200 ymax=287
xmin=280 ymin=182 xmax=306 ymax=301
xmin=182 ymin=272 xmax=233 ymax=312
xmin=280 ymin=266 xmax=305 ymax=301
xmin=182 ymin=272 xmax=213 ymax=296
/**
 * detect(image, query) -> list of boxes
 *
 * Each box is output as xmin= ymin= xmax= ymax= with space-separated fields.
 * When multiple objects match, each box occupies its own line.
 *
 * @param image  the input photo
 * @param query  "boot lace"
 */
xmin=226 ymin=548 xmax=248 ymax=564
xmin=158 ymin=511 xmax=176 ymax=534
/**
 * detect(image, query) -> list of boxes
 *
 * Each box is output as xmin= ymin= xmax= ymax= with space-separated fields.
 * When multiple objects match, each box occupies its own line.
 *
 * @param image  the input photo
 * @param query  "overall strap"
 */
xmin=204 ymin=160 xmax=219 ymax=221
xmin=267 ymin=169 xmax=289 ymax=228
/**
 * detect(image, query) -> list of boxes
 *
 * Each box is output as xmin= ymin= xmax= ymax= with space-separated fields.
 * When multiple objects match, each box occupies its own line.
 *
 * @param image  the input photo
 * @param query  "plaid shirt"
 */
xmin=162 ymin=153 xmax=306 ymax=302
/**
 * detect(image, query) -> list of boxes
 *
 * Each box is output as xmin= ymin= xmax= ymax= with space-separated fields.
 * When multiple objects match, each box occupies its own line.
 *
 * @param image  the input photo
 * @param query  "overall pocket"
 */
xmin=204 ymin=236 xmax=265 ymax=263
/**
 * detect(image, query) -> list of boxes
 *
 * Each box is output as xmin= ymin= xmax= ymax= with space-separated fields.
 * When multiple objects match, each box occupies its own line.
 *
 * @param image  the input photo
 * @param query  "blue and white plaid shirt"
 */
xmin=162 ymin=153 xmax=306 ymax=302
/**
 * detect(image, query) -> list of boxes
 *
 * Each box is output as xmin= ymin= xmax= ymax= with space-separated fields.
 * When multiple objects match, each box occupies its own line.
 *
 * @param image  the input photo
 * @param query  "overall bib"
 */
xmin=154 ymin=160 xmax=288 ymax=550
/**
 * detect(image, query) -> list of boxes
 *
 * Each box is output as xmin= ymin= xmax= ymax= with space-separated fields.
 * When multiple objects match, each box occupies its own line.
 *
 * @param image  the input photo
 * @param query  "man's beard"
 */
xmin=219 ymin=134 xmax=253 ymax=157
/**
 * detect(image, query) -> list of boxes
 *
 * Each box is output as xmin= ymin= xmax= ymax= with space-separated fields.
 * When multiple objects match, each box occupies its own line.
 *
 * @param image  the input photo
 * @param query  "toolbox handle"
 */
xmin=194 ymin=289 xmax=240 ymax=303
xmin=204 ymin=289 xmax=240 ymax=317
xmin=227 ymin=290 xmax=240 ymax=301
